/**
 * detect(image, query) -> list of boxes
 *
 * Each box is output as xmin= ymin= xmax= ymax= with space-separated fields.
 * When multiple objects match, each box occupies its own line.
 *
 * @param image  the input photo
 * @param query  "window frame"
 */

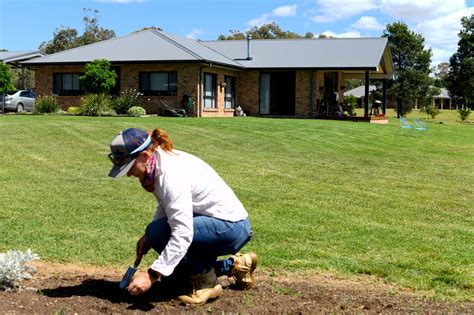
xmin=203 ymin=73 xmax=217 ymax=109
xmin=53 ymin=73 xmax=84 ymax=96
xmin=224 ymin=76 xmax=235 ymax=109
xmin=139 ymin=71 xmax=177 ymax=96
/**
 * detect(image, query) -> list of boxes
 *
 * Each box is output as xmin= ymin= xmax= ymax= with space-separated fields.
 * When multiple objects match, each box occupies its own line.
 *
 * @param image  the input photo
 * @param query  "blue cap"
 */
xmin=108 ymin=128 xmax=151 ymax=178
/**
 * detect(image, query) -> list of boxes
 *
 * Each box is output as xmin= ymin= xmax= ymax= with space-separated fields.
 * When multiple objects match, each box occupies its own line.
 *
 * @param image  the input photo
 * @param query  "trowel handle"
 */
xmin=133 ymin=254 xmax=142 ymax=268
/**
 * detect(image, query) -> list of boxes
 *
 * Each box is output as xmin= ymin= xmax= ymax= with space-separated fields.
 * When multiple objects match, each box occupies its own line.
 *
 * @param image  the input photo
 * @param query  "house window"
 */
xmin=139 ymin=72 xmax=177 ymax=96
xmin=203 ymin=73 xmax=216 ymax=108
xmin=224 ymin=76 xmax=235 ymax=109
xmin=53 ymin=73 xmax=83 ymax=96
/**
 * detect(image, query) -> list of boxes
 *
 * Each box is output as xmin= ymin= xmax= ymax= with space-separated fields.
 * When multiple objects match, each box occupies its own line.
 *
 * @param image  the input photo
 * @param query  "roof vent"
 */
xmin=246 ymin=34 xmax=253 ymax=60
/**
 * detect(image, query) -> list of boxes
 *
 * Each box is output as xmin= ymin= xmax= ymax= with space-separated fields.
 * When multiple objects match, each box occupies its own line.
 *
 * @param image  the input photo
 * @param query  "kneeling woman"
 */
xmin=108 ymin=128 xmax=257 ymax=305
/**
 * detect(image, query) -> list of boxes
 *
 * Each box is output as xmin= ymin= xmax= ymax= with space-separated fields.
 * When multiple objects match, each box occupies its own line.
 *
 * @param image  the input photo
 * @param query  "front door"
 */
xmin=259 ymin=72 xmax=295 ymax=115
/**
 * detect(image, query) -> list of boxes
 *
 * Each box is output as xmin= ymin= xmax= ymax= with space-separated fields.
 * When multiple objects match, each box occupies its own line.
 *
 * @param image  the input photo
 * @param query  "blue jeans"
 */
xmin=145 ymin=215 xmax=252 ymax=277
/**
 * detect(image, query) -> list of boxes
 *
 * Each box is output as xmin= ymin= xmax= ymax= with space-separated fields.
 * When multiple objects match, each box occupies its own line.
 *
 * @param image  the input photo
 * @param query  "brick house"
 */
xmin=23 ymin=30 xmax=393 ymax=118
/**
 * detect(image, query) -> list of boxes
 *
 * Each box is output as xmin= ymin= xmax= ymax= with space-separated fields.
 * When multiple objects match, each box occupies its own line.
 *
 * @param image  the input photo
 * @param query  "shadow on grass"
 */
xmin=40 ymin=278 xmax=185 ymax=312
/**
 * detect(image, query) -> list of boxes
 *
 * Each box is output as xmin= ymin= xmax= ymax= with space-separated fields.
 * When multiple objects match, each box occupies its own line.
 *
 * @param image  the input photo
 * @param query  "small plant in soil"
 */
xmin=0 ymin=249 xmax=39 ymax=290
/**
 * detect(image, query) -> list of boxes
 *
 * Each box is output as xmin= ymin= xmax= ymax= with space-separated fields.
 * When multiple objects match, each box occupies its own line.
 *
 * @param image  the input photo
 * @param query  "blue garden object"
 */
xmin=414 ymin=118 xmax=428 ymax=131
xmin=397 ymin=117 xmax=413 ymax=133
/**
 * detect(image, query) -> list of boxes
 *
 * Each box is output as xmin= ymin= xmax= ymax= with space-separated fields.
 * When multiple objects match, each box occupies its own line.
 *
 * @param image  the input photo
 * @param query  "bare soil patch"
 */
xmin=0 ymin=262 xmax=472 ymax=314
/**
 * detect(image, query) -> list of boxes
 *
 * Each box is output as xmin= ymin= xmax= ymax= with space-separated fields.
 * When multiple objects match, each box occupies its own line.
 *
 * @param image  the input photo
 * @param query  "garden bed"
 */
xmin=0 ymin=262 xmax=472 ymax=313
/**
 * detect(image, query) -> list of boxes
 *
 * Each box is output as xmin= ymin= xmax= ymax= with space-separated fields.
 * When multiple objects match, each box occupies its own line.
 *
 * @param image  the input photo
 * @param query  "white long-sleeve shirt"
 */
xmin=149 ymin=147 xmax=248 ymax=276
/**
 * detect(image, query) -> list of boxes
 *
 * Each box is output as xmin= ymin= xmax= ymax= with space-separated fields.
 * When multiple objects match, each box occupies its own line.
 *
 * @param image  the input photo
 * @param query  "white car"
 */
xmin=1 ymin=90 xmax=36 ymax=112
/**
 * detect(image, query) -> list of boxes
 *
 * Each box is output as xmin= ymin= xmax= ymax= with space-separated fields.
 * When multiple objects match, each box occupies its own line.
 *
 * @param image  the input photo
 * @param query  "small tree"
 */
xmin=458 ymin=107 xmax=471 ymax=122
xmin=0 ymin=63 xmax=15 ymax=94
xmin=0 ymin=63 xmax=16 ymax=113
xmin=79 ymin=59 xmax=117 ymax=94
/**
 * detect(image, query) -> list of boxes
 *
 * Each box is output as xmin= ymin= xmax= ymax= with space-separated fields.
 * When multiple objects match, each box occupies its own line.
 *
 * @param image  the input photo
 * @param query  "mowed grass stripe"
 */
xmin=0 ymin=113 xmax=472 ymax=300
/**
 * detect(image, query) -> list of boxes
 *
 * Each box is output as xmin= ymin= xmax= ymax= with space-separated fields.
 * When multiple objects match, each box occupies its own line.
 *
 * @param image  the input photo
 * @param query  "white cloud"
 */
xmin=380 ymin=0 xmax=466 ymax=22
xmin=94 ymin=0 xmax=145 ymax=3
xmin=351 ymin=16 xmax=384 ymax=31
xmin=320 ymin=30 xmax=361 ymax=38
xmin=248 ymin=4 xmax=297 ymax=27
xmin=415 ymin=7 xmax=474 ymax=65
xmin=416 ymin=8 xmax=473 ymax=47
xmin=272 ymin=4 xmax=297 ymax=17
xmin=431 ymin=48 xmax=454 ymax=67
xmin=312 ymin=0 xmax=378 ymax=23
xmin=186 ymin=28 xmax=205 ymax=40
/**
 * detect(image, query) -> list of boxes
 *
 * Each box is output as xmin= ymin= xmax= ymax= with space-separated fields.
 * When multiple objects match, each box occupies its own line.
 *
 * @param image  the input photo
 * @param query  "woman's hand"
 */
xmin=135 ymin=235 xmax=151 ymax=266
xmin=128 ymin=271 xmax=157 ymax=296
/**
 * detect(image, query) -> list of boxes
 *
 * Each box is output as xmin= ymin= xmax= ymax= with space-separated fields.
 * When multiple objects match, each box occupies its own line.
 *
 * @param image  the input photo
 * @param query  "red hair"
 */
xmin=149 ymin=128 xmax=174 ymax=152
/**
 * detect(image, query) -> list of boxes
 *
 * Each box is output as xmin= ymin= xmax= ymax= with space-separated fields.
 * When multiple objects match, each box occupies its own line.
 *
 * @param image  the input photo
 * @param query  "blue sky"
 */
xmin=1 ymin=0 xmax=473 ymax=66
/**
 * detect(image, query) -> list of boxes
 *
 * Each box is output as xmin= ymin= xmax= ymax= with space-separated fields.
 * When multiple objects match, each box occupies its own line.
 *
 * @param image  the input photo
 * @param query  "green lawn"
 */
xmin=0 ymin=112 xmax=472 ymax=300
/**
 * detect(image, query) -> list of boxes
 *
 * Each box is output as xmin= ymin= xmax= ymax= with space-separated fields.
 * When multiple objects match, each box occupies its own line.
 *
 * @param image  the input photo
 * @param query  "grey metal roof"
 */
xmin=344 ymin=85 xmax=376 ymax=98
xmin=437 ymin=88 xmax=450 ymax=99
xmin=23 ymin=30 xmax=391 ymax=73
xmin=23 ymin=30 xmax=242 ymax=67
xmin=344 ymin=85 xmax=452 ymax=99
xmin=0 ymin=51 xmax=46 ymax=63
xmin=201 ymin=37 xmax=389 ymax=69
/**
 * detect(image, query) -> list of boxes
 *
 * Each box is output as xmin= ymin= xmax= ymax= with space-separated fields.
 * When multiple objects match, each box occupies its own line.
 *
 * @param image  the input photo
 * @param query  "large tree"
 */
xmin=433 ymin=62 xmax=449 ymax=87
xmin=383 ymin=21 xmax=434 ymax=117
xmin=445 ymin=14 xmax=474 ymax=109
xmin=39 ymin=8 xmax=115 ymax=54
xmin=218 ymin=22 xmax=313 ymax=40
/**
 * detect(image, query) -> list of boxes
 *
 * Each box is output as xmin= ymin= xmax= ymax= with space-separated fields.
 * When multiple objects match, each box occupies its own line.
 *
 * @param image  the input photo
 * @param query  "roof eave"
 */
xmin=23 ymin=59 xmax=244 ymax=70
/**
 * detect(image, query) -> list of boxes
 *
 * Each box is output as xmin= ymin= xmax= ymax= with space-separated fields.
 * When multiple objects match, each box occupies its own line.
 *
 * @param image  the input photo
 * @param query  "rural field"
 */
xmin=0 ymin=110 xmax=473 ymax=313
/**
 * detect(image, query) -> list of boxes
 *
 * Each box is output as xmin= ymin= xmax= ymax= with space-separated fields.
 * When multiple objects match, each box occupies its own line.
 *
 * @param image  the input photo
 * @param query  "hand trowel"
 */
xmin=119 ymin=256 xmax=142 ymax=290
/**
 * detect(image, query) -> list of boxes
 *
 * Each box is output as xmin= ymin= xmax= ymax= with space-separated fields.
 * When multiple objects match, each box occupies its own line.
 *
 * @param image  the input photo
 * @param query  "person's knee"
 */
xmin=145 ymin=218 xmax=171 ymax=252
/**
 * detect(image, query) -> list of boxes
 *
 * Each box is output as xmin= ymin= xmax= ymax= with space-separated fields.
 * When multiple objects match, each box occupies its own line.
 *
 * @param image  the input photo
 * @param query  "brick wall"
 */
xmin=235 ymin=70 xmax=325 ymax=117
xmin=35 ymin=63 xmax=242 ymax=117
xmin=35 ymin=63 xmax=341 ymax=118
xmin=235 ymin=70 xmax=259 ymax=115
xmin=35 ymin=65 xmax=85 ymax=108
xmin=199 ymin=66 xmax=240 ymax=117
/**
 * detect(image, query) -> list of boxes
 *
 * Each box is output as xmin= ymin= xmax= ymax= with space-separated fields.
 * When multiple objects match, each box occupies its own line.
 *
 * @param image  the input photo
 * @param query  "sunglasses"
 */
xmin=108 ymin=152 xmax=136 ymax=166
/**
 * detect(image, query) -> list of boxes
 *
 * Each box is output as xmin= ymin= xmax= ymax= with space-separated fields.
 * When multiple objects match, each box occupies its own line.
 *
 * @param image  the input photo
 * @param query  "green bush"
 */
xmin=421 ymin=104 xmax=440 ymax=119
xmin=67 ymin=106 xmax=81 ymax=115
xmin=127 ymin=106 xmax=146 ymax=117
xmin=79 ymin=59 xmax=117 ymax=94
xmin=458 ymin=107 xmax=471 ymax=122
xmin=344 ymin=95 xmax=357 ymax=115
xmin=79 ymin=93 xmax=113 ymax=116
xmin=34 ymin=95 xmax=60 ymax=113
xmin=113 ymin=89 xmax=141 ymax=115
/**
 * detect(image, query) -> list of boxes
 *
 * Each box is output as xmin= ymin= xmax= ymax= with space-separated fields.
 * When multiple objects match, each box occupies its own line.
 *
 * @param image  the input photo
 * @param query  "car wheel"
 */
xmin=16 ymin=104 xmax=24 ymax=113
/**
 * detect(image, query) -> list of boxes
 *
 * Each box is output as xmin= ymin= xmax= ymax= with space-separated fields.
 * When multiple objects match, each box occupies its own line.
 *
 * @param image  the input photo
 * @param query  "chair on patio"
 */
xmin=413 ymin=118 xmax=428 ymax=132
xmin=397 ymin=117 xmax=414 ymax=133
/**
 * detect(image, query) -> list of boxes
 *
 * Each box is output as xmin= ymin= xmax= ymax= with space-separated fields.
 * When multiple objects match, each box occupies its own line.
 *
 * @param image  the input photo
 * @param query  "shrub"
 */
xmin=79 ymin=59 xmax=117 ymax=94
xmin=421 ymin=104 xmax=440 ymax=119
xmin=458 ymin=107 xmax=471 ymax=122
xmin=127 ymin=106 xmax=146 ymax=117
xmin=35 ymin=95 xmax=60 ymax=113
xmin=0 ymin=249 xmax=39 ymax=290
xmin=344 ymin=95 xmax=357 ymax=115
xmin=67 ymin=106 xmax=81 ymax=115
xmin=113 ymin=89 xmax=141 ymax=115
xmin=79 ymin=93 xmax=113 ymax=116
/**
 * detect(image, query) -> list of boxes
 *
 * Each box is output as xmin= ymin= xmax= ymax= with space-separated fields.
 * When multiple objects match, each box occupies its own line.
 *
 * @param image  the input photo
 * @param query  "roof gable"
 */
xmin=23 ymin=30 xmax=242 ymax=67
